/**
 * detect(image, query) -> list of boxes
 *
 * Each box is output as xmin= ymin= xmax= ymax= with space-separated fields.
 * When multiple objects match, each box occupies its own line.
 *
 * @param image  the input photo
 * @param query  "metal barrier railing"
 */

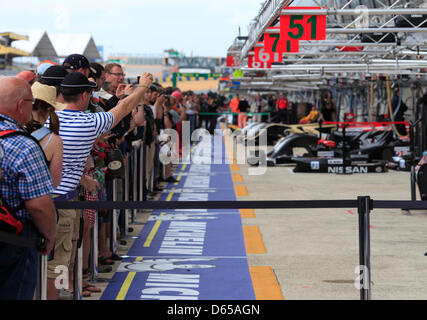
xmin=2 ymin=135 xmax=424 ymax=300
xmin=1 ymin=185 xmax=425 ymax=300
xmin=52 ymin=197 xmax=427 ymax=301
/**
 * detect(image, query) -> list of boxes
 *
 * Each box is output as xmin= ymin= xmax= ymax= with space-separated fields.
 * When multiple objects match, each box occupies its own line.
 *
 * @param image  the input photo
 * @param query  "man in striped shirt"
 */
xmin=46 ymin=71 xmax=153 ymax=299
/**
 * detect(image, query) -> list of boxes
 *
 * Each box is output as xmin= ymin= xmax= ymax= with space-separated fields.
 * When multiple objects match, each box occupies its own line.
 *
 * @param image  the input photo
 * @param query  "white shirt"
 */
xmin=185 ymin=101 xmax=197 ymax=115
xmin=46 ymin=110 xmax=114 ymax=195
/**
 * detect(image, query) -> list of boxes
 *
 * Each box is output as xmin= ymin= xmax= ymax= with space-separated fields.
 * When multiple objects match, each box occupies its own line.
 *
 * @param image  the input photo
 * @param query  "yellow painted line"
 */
xmin=116 ymin=272 xmax=136 ymax=300
xmin=174 ymin=174 xmax=182 ymax=186
xmin=249 ymin=266 xmax=284 ymax=300
xmin=232 ymin=174 xmax=244 ymax=182
xmin=243 ymin=226 xmax=266 ymax=254
xmin=143 ymin=194 xmax=171 ymax=247
xmin=116 ymin=257 xmax=143 ymax=300
xmin=181 ymin=164 xmax=187 ymax=171
xmin=240 ymin=209 xmax=255 ymax=219
xmin=234 ymin=184 xmax=248 ymax=197
xmin=117 ymin=182 xmax=175 ymax=298
xmin=230 ymin=164 xmax=240 ymax=172
xmin=166 ymin=192 xmax=173 ymax=202
xmin=144 ymin=219 xmax=162 ymax=247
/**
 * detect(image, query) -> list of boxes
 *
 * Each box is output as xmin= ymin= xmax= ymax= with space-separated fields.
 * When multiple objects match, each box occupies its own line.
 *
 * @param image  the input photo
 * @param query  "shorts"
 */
xmin=47 ymin=196 xmax=80 ymax=279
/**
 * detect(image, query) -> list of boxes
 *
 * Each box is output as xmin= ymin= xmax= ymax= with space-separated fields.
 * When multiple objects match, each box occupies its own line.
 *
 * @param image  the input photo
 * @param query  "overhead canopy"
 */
xmin=0 ymin=44 xmax=30 ymax=58
xmin=49 ymin=34 xmax=101 ymax=61
xmin=224 ymin=0 xmax=427 ymax=93
xmin=0 ymin=32 xmax=29 ymax=43
xmin=0 ymin=32 xmax=30 ymax=60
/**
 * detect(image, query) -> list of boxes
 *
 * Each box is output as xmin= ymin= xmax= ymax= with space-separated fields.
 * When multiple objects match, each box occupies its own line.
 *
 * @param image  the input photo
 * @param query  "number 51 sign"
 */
xmin=280 ymin=7 xmax=326 ymax=41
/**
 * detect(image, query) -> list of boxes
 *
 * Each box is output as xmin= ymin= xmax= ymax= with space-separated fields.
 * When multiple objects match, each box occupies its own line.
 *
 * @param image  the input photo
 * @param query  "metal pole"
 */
xmin=73 ymin=246 xmax=83 ymax=300
xmin=35 ymin=255 xmax=47 ymax=300
xmin=358 ymin=196 xmax=372 ymax=301
xmin=110 ymin=179 xmax=117 ymax=254
xmin=90 ymin=212 xmax=98 ymax=282
xmin=410 ymin=122 xmax=417 ymax=202
xmin=124 ymin=154 xmax=130 ymax=238
xmin=139 ymin=144 xmax=145 ymax=205
xmin=132 ymin=143 xmax=138 ymax=223
xmin=280 ymin=8 xmax=427 ymax=16
xmin=150 ymin=147 xmax=154 ymax=193
xmin=73 ymin=211 xmax=84 ymax=300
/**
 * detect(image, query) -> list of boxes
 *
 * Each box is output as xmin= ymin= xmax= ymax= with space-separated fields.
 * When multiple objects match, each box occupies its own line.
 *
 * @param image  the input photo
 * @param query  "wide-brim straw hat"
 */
xmin=31 ymin=82 xmax=67 ymax=111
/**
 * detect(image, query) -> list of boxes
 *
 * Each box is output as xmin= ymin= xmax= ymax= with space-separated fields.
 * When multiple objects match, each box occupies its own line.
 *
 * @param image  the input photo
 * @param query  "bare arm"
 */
xmin=109 ymin=73 xmax=153 ymax=128
xmin=48 ymin=135 xmax=63 ymax=189
xmin=164 ymin=109 xmax=173 ymax=130
xmin=133 ymin=105 xmax=145 ymax=126
xmin=26 ymin=195 xmax=57 ymax=255
xmin=154 ymin=95 xmax=166 ymax=120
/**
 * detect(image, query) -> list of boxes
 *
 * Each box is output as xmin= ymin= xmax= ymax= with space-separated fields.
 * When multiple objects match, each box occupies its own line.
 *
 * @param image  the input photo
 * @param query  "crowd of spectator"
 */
xmin=0 ymin=54 xmax=229 ymax=300
xmin=0 ymin=52 xmax=339 ymax=300
xmin=228 ymin=90 xmax=338 ymax=127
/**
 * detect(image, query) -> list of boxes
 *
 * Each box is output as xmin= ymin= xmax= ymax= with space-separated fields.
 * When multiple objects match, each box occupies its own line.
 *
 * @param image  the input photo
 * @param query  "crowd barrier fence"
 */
xmin=1 ymin=125 xmax=426 ymax=301
xmin=51 ymin=195 xmax=427 ymax=301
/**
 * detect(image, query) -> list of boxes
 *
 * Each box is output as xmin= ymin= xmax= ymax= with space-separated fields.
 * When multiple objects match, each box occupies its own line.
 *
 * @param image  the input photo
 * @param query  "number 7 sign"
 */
xmin=264 ymin=33 xmax=300 ymax=56
xmin=280 ymin=7 xmax=326 ymax=41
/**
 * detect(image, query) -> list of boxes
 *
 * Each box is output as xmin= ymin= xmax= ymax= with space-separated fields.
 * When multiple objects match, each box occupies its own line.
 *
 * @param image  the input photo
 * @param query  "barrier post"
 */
xmin=35 ymin=255 xmax=47 ymax=300
xmin=90 ymin=212 xmax=98 ymax=282
xmin=132 ymin=142 xmax=139 ymax=223
xmin=139 ymin=144 xmax=145 ymax=206
xmin=110 ymin=179 xmax=118 ymax=254
xmin=124 ymin=154 xmax=130 ymax=238
xmin=73 ymin=211 xmax=84 ymax=300
xmin=358 ymin=196 xmax=372 ymax=301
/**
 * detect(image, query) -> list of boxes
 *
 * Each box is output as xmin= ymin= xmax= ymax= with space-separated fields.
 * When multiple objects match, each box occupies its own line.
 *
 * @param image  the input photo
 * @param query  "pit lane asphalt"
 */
xmin=238 ymin=159 xmax=427 ymax=300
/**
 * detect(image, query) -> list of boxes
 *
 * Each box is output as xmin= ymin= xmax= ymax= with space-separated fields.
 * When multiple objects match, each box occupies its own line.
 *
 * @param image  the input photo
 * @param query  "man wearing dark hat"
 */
xmin=38 ymin=65 xmax=68 ymax=97
xmin=46 ymin=71 xmax=153 ymax=300
xmin=62 ymin=54 xmax=94 ymax=78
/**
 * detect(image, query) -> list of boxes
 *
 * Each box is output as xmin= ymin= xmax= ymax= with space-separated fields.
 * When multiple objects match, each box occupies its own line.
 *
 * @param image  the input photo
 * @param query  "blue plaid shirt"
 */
xmin=0 ymin=114 xmax=54 ymax=220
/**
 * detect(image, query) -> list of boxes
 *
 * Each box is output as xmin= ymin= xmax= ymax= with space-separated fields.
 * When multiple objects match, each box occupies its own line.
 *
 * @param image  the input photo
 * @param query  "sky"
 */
xmin=1 ymin=0 xmax=266 ymax=58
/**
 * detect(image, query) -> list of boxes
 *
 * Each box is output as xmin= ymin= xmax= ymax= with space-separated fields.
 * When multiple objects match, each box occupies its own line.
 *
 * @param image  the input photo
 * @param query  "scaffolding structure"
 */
xmin=0 ymin=32 xmax=30 ymax=69
xmin=225 ymin=0 xmax=427 ymax=89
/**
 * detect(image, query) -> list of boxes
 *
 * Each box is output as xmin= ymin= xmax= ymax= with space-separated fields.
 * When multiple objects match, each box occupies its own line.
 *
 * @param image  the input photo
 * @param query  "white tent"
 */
xmin=50 ymin=34 xmax=101 ymax=61
xmin=13 ymin=29 xmax=57 ymax=61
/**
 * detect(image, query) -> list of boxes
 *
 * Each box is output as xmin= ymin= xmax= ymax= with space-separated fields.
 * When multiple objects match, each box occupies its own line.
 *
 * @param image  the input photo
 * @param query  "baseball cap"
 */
xmin=171 ymin=91 xmax=183 ymax=101
xmin=61 ymin=72 xmax=97 ymax=94
xmin=88 ymin=62 xmax=104 ymax=79
xmin=16 ymin=70 xmax=36 ymax=83
xmin=63 ymin=54 xmax=95 ymax=74
xmin=39 ymin=65 xmax=68 ymax=87
xmin=36 ymin=60 xmax=57 ymax=76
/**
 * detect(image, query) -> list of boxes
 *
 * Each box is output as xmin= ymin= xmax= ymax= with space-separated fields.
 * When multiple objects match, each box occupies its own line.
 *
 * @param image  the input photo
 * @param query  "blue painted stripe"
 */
xmin=101 ymin=129 xmax=255 ymax=300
